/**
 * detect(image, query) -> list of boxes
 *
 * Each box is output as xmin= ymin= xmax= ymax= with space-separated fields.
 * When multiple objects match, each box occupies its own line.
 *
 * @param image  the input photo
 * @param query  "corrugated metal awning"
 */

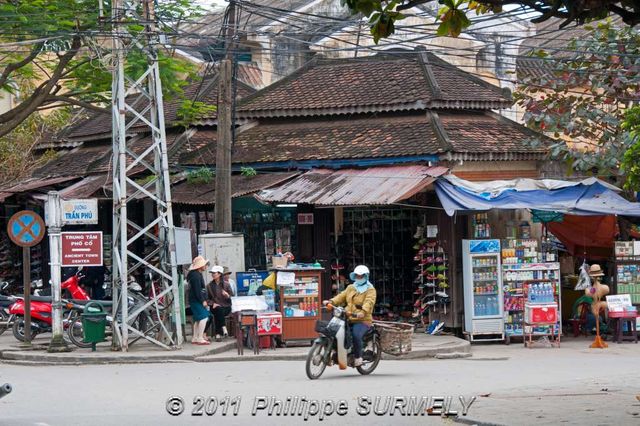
xmin=59 ymin=174 xmax=110 ymax=200
xmin=1 ymin=176 xmax=79 ymax=196
xmin=256 ymin=165 xmax=448 ymax=206
xmin=171 ymin=171 xmax=300 ymax=205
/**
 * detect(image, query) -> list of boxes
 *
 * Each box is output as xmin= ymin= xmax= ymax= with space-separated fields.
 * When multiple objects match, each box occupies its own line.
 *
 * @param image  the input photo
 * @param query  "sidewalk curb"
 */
xmin=0 ymin=337 xmax=469 ymax=365
xmin=0 ymin=342 xmax=236 ymax=365
xmin=194 ymin=340 xmax=471 ymax=363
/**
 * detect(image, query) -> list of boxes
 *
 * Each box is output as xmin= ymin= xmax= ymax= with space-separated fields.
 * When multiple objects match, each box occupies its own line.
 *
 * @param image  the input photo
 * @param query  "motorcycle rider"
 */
xmin=323 ymin=265 xmax=376 ymax=367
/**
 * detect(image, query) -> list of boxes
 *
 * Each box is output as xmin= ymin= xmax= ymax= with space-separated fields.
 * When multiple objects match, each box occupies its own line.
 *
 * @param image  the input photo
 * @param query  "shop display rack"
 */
xmin=340 ymin=208 xmax=421 ymax=320
xmin=522 ymin=280 xmax=561 ymax=348
xmin=278 ymin=269 xmax=322 ymax=342
xmin=501 ymin=238 xmax=561 ymax=344
xmin=411 ymin=229 xmax=449 ymax=326
xmin=613 ymin=242 xmax=640 ymax=304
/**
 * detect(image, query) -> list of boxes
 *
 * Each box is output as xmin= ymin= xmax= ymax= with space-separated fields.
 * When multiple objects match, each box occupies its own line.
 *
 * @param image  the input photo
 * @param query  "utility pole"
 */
xmin=46 ymin=191 xmax=70 ymax=352
xmin=110 ymin=0 xmax=183 ymax=351
xmin=214 ymin=1 xmax=236 ymax=233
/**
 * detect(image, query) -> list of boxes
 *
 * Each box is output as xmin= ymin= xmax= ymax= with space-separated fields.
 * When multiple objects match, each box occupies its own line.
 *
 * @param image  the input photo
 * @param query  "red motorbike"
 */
xmin=9 ymin=268 xmax=90 ymax=342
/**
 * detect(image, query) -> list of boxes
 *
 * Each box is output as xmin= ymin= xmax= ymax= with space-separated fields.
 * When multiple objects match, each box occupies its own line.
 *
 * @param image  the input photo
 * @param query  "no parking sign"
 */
xmin=7 ymin=210 xmax=45 ymax=247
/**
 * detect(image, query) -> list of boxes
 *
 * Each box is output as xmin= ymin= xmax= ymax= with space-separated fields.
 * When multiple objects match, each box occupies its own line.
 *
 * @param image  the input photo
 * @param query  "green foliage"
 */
xmin=134 ymin=174 xmax=157 ymax=186
xmin=0 ymin=0 xmax=202 ymax=136
xmin=186 ymin=167 xmax=214 ymax=184
xmin=175 ymin=100 xmax=217 ymax=127
xmin=342 ymin=1 xmax=637 ymax=43
xmin=240 ymin=167 xmax=257 ymax=177
xmin=0 ymin=108 xmax=68 ymax=186
xmin=514 ymin=22 xmax=640 ymax=177
xmin=620 ymin=107 xmax=640 ymax=191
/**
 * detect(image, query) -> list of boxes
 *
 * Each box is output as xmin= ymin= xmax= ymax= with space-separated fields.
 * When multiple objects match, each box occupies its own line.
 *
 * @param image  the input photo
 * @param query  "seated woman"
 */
xmin=207 ymin=265 xmax=235 ymax=342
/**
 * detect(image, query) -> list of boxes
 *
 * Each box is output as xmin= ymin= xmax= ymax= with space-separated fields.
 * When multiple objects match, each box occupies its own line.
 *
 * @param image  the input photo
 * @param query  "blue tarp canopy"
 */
xmin=435 ymin=175 xmax=640 ymax=217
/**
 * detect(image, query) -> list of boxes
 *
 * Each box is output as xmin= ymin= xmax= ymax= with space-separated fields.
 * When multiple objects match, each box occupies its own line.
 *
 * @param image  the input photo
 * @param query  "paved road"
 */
xmin=1 ymin=340 xmax=640 ymax=425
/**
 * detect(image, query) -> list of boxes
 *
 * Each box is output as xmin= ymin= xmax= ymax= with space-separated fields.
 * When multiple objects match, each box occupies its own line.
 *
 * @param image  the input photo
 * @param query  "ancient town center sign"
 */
xmin=61 ymin=232 xmax=103 ymax=267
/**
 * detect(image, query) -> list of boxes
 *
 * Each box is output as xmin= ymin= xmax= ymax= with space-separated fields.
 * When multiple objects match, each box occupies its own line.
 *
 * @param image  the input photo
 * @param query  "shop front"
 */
xmin=436 ymin=174 xmax=640 ymax=345
xmin=256 ymin=165 xmax=458 ymax=331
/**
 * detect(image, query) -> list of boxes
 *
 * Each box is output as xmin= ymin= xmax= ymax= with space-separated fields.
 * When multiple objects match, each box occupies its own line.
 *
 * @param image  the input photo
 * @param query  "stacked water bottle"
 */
xmin=474 ymin=297 xmax=500 ymax=316
xmin=527 ymin=283 xmax=555 ymax=304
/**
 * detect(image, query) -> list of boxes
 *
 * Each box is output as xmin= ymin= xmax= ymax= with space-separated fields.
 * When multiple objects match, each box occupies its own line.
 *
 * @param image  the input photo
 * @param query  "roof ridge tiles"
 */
xmin=427 ymin=111 xmax=453 ymax=152
xmin=416 ymin=47 xmax=442 ymax=100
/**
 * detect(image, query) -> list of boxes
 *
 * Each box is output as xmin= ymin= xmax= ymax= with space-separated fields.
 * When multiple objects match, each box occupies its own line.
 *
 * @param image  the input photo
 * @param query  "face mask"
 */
xmin=355 ymin=277 xmax=367 ymax=286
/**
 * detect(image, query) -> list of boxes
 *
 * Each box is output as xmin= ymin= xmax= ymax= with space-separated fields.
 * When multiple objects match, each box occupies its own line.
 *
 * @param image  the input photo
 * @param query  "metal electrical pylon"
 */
xmin=110 ymin=0 xmax=182 ymax=351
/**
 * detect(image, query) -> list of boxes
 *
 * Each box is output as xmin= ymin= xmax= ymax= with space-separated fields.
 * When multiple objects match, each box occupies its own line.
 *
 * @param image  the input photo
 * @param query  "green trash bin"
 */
xmin=82 ymin=302 xmax=107 ymax=350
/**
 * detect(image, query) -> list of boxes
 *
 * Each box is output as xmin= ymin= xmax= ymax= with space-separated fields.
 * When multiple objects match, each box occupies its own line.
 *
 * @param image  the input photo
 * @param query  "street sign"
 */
xmin=6 ymin=210 xmax=45 ymax=345
xmin=61 ymin=232 xmax=103 ymax=267
xmin=61 ymin=199 xmax=98 ymax=225
xmin=7 ymin=210 xmax=45 ymax=247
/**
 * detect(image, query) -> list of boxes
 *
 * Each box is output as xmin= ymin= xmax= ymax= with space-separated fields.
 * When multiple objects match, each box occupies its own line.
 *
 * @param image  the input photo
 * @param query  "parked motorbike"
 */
xmin=66 ymin=275 xmax=160 ymax=348
xmin=9 ymin=268 xmax=91 ymax=342
xmin=0 ymin=281 xmax=15 ymax=336
xmin=1 ymin=279 xmax=52 ymax=337
xmin=305 ymin=304 xmax=382 ymax=380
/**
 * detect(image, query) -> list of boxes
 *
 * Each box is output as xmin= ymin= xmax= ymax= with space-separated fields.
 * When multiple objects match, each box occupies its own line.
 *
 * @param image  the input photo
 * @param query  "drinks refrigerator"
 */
xmin=463 ymin=239 xmax=505 ymax=341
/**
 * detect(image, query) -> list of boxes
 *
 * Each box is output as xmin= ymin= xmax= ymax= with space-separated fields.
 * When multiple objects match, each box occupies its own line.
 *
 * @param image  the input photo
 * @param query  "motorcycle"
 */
xmin=9 ymin=268 xmax=90 ymax=342
xmin=66 ymin=275 xmax=161 ymax=348
xmin=305 ymin=304 xmax=382 ymax=380
xmin=1 ymin=279 xmax=53 ymax=337
xmin=0 ymin=281 xmax=15 ymax=336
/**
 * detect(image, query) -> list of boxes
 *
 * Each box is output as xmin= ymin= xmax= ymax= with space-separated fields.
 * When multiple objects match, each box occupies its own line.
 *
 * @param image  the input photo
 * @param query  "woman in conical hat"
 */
xmin=187 ymin=256 xmax=210 ymax=345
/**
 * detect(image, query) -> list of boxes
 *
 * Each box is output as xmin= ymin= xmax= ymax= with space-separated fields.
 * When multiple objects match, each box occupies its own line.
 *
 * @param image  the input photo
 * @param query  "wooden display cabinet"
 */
xmin=277 ymin=268 xmax=323 ymax=343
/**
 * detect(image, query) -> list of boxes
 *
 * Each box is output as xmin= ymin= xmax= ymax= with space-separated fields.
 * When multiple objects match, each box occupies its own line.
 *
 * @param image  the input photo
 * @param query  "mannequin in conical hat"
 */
xmin=585 ymin=264 xmax=609 ymax=349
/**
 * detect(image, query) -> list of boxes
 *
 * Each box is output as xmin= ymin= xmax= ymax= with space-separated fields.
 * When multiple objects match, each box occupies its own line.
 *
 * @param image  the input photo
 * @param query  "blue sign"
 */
xmin=469 ymin=239 xmax=500 ymax=254
xmin=236 ymin=271 xmax=269 ymax=295
xmin=7 ymin=210 xmax=45 ymax=247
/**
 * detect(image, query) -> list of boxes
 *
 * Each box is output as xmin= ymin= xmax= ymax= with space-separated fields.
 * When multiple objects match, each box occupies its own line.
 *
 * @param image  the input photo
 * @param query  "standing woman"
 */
xmin=187 ymin=256 xmax=210 ymax=345
xmin=207 ymin=265 xmax=234 ymax=341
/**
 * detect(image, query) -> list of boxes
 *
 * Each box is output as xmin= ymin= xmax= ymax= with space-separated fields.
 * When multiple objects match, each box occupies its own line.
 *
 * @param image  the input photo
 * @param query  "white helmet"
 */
xmin=353 ymin=265 xmax=369 ymax=276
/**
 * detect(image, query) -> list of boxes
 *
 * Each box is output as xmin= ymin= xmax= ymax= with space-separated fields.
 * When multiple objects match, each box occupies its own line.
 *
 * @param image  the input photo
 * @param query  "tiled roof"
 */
xmin=438 ymin=111 xmax=550 ymax=155
xmin=64 ymin=74 xmax=255 ymax=141
xmin=180 ymin=110 xmax=549 ymax=167
xmin=179 ymin=114 xmax=445 ymax=166
xmin=238 ymin=51 xmax=512 ymax=118
xmin=31 ymin=144 xmax=112 ymax=178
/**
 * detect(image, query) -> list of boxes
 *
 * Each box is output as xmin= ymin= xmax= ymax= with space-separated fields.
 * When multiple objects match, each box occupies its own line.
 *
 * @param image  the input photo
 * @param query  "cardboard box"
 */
xmin=272 ymin=256 xmax=288 ymax=268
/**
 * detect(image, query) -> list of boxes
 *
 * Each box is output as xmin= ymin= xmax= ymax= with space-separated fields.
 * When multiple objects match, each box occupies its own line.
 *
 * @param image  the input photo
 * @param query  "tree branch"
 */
xmin=0 ymin=36 xmax=82 ymax=138
xmin=44 ymin=95 xmax=110 ymax=114
xmin=0 ymin=42 xmax=43 ymax=89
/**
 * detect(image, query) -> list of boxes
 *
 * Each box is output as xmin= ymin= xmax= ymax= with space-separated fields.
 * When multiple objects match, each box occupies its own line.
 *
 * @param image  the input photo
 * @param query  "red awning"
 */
xmin=546 ymin=215 xmax=616 ymax=260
